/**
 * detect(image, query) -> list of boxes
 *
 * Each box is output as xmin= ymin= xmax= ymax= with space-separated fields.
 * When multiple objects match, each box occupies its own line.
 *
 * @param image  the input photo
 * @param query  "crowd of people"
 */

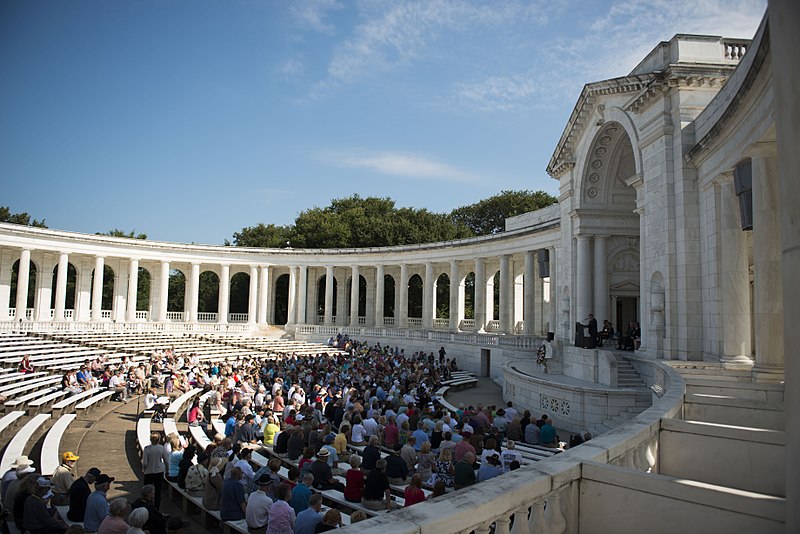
xmin=1 ymin=334 xmax=590 ymax=533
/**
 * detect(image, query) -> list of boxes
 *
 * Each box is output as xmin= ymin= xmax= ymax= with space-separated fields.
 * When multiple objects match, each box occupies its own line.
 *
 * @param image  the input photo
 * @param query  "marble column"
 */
xmin=449 ymin=260 xmax=459 ymax=332
xmin=335 ymin=269 xmax=347 ymax=324
xmin=126 ymin=258 xmax=139 ymax=322
xmin=718 ymin=175 xmax=752 ymax=364
xmin=249 ymin=265 xmax=259 ymax=324
xmin=53 ymin=253 xmax=68 ymax=321
xmin=549 ymin=247 xmax=557 ymax=337
xmin=188 ymin=263 xmax=200 ymax=323
xmin=751 ymin=149 xmax=784 ymax=381
xmin=474 ymin=257 xmax=486 ymax=332
xmin=324 ymin=266 xmax=334 ymax=325
xmin=423 ymin=263 xmax=434 ymax=329
xmin=350 ymin=266 xmax=360 ymax=326
xmin=576 ymin=235 xmax=592 ymax=324
xmin=499 ymin=255 xmax=511 ymax=333
xmin=258 ymin=265 xmax=270 ymax=325
xmin=524 ymin=251 xmax=536 ymax=335
xmin=158 ymin=261 xmax=169 ymax=322
xmin=92 ymin=256 xmax=105 ymax=321
xmin=398 ymin=264 xmax=408 ymax=328
xmin=593 ymin=235 xmax=609 ymax=324
xmin=0 ymin=252 xmax=11 ymax=320
xmin=15 ymin=249 xmax=31 ymax=320
xmin=374 ymin=265 xmax=384 ymax=327
xmin=286 ymin=267 xmax=297 ymax=326
xmin=218 ymin=264 xmax=230 ymax=324
xmin=113 ymin=260 xmax=128 ymax=322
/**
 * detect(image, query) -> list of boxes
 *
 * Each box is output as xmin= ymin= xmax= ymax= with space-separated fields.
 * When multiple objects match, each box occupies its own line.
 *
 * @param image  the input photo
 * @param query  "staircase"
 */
xmin=614 ymin=353 xmax=646 ymax=388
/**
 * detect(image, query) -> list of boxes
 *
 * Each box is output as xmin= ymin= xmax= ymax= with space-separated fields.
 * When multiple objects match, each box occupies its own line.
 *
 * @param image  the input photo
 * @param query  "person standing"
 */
xmin=587 ymin=314 xmax=598 ymax=349
xmin=142 ymin=432 xmax=169 ymax=509
xmin=50 ymin=451 xmax=79 ymax=506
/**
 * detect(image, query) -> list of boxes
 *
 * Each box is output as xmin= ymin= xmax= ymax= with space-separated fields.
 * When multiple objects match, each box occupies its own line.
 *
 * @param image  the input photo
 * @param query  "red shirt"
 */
xmin=343 ymin=468 xmax=364 ymax=502
xmin=403 ymin=486 xmax=426 ymax=507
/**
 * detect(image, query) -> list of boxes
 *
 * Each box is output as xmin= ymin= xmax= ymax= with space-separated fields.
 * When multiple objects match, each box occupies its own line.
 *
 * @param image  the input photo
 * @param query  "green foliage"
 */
xmin=97 ymin=229 xmax=148 ymax=239
xmin=0 ymin=206 xmax=47 ymax=228
xmin=450 ymin=190 xmax=557 ymax=235
xmin=230 ymin=190 xmax=555 ymax=249
xmin=229 ymin=223 xmax=292 ymax=248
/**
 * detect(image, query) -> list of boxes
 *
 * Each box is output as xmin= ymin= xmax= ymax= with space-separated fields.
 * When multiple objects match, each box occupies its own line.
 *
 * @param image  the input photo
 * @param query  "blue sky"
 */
xmin=0 ymin=0 xmax=766 ymax=244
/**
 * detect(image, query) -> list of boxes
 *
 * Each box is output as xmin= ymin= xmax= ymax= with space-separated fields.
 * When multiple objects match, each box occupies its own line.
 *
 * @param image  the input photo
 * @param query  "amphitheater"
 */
xmin=1 ymin=7 xmax=798 ymax=534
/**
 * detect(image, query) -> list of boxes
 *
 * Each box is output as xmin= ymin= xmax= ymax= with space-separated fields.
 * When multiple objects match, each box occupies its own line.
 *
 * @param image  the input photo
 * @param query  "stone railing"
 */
xmin=721 ymin=38 xmax=748 ymax=61
xmin=408 ymin=318 xmax=423 ymax=327
xmin=7 ymin=308 xmax=34 ymax=319
xmin=166 ymin=311 xmax=184 ymax=321
xmin=460 ymin=318 xmax=476 ymax=330
xmin=100 ymin=310 xmax=112 ymax=319
xmin=228 ymin=313 xmax=248 ymax=322
xmin=339 ymin=358 xmax=684 ymax=533
xmin=0 ymin=320 xmax=254 ymax=334
xmin=294 ymin=324 xmax=544 ymax=350
xmin=198 ymin=312 xmax=218 ymax=322
xmin=433 ymin=317 xmax=449 ymax=329
xmin=135 ymin=311 xmax=148 ymax=320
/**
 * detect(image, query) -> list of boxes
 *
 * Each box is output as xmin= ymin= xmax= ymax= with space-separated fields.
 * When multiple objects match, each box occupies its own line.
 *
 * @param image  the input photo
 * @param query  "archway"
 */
xmin=168 ymin=269 xmax=186 ymax=314
xmin=575 ymin=121 xmax=640 ymax=330
xmin=383 ymin=275 xmax=396 ymax=318
xmin=198 ymin=271 xmax=220 ymax=319
xmin=435 ymin=273 xmax=450 ymax=319
xmin=136 ymin=266 xmax=151 ymax=312
xmin=274 ymin=273 xmax=289 ymax=325
xmin=230 ymin=272 xmax=250 ymax=317
xmin=463 ymin=272 xmax=475 ymax=320
xmin=408 ymin=274 xmax=423 ymax=320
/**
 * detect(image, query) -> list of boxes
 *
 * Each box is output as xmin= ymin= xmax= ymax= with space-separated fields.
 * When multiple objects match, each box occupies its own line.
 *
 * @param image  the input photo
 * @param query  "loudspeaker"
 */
xmin=537 ymin=249 xmax=550 ymax=278
xmin=547 ymin=331 xmax=554 ymax=342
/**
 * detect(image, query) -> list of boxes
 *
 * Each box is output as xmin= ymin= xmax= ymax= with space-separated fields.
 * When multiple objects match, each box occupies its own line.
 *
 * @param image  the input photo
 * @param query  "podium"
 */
xmin=575 ymin=322 xmax=591 ymax=348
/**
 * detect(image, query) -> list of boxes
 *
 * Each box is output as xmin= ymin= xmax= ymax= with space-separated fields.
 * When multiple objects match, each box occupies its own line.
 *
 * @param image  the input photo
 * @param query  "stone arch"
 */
xmin=463 ymin=271 xmax=475 ymax=320
xmin=230 ymin=272 xmax=250 ymax=314
xmin=274 ymin=273 xmax=289 ymax=325
xmin=435 ymin=272 xmax=450 ymax=319
xmin=9 ymin=259 xmax=37 ymax=311
xmin=49 ymin=262 xmax=78 ymax=310
xmin=198 ymin=270 xmax=220 ymax=313
xmin=168 ymin=269 xmax=186 ymax=312
xmin=408 ymin=274 xmax=423 ymax=319
xmin=579 ymin=121 xmax=637 ymax=209
xmin=383 ymin=274 xmax=396 ymax=318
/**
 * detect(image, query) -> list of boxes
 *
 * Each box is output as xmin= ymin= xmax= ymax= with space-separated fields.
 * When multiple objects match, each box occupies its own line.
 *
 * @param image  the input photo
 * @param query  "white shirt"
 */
xmin=235 ymin=459 xmax=256 ymax=487
xmin=246 ymin=490 xmax=272 ymax=529
xmin=351 ymin=424 xmax=366 ymax=443
xmin=362 ymin=418 xmax=378 ymax=437
xmin=500 ymin=449 xmax=523 ymax=472
xmin=109 ymin=374 xmax=124 ymax=388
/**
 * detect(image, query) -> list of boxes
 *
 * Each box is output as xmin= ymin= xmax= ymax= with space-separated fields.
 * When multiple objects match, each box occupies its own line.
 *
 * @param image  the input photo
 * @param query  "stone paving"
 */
xmin=65 ymin=396 xmax=215 ymax=534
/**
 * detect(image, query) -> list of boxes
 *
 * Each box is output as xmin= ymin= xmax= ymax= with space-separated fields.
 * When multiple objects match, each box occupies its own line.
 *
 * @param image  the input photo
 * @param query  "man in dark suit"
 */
xmin=588 ymin=314 xmax=598 ymax=349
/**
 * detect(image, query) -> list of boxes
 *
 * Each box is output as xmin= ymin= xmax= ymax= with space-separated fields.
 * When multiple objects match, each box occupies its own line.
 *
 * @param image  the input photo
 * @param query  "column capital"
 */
xmin=713 ymin=170 xmax=735 ymax=185
xmin=746 ymin=141 xmax=778 ymax=159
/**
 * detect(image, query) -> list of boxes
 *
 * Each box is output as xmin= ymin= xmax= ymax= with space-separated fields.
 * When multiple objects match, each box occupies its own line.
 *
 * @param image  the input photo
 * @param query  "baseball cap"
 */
xmin=95 ymin=474 xmax=115 ymax=485
xmin=87 ymin=467 xmax=102 ymax=478
xmin=62 ymin=452 xmax=80 ymax=462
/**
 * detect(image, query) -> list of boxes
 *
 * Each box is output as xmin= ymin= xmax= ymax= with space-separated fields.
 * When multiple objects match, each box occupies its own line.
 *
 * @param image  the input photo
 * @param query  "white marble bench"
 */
xmin=52 ymin=387 xmax=104 ymax=414
xmin=41 ymin=413 xmax=77 ymax=476
xmin=0 ymin=413 xmax=51 ymax=473
xmin=75 ymin=390 xmax=115 ymax=411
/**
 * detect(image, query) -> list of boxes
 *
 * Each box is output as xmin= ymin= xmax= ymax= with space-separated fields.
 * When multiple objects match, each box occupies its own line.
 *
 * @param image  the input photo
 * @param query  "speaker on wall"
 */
xmin=537 ymin=249 xmax=550 ymax=278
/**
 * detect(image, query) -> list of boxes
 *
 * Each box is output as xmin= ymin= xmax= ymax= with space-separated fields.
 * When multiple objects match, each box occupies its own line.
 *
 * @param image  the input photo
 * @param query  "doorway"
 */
xmin=480 ymin=349 xmax=491 ymax=377
xmin=615 ymin=297 xmax=638 ymax=333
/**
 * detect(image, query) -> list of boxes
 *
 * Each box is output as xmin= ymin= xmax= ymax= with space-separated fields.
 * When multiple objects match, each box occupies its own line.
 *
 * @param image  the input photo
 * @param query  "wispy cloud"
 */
xmin=319 ymin=148 xmax=480 ymax=183
xmin=290 ymin=0 xmax=344 ymax=35
xmin=314 ymin=0 xmax=554 ymax=92
xmin=275 ymin=58 xmax=305 ymax=82
xmin=453 ymin=75 xmax=542 ymax=112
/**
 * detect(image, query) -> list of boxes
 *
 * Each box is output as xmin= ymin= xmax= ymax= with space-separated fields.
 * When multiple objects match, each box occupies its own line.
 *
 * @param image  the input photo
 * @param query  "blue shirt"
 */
xmin=293 ymin=508 xmax=323 ymax=534
xmin=220 ymin=478 xmax=246 ymax=521
xmin=225 ymin=417 xmax=237 ymax=437
xmin=412 ymin=429 xmax=429 ymax=451
xmin=83 ymin=490 xmax=109 ymax=532
xmin=168 ymin=450 xmax=182 ymax=477
xmin=290 ymin=482 xmax=312 ymax=515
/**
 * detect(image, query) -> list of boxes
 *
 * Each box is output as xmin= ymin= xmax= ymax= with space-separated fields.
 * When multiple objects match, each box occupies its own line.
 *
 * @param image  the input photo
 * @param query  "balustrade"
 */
xmin=198 ymin=312 xmax=218 ymax=322
xmin=721 ymin=39 xmax=748 ymax=61
xmin=358 ymin=316 xmax=366 ymax=325
xmin=166 ymin=311 xmax=184 ymax=321
xmin=460 ymin=318 xmax=476 ymax=330
xmin=486 ymin=320 xmax=501 ymax=332
xmin=135 ymin=311 xmax=148 ymax=320
xmin=100 ymin=310 xmax=112 ymax=319
xmin=383 ymin=317 xmax=395 ymax=326
xmin=408 ymin=318 xmax=422 ymax=328
xmin=433 ymin=317 xmax=449 ymax=329
xmin=229 ymin=313 xmax=248 ymax=322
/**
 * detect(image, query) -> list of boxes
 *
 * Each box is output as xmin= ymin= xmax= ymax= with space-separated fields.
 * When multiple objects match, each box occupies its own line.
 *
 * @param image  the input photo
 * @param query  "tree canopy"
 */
xmin=0 ymin=207 xmax=47 ymax=228
xmin=450 ymin=190 xmax=557 ymax=235
xmin=97 ymin=229 xmax=148 ymax=239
